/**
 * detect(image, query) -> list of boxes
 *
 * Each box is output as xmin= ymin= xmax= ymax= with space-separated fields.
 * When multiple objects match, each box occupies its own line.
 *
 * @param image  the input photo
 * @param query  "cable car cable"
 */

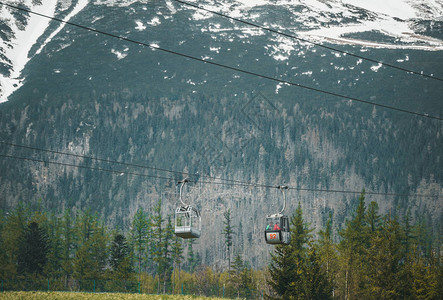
xmin=0 ymin=152 xmax=440 ymax=199
xmin=1 ymin=2 xmax=442 ymax=121
xmin=0 ymin=141 xmax=192 ymax=178
xmin=194 ymin=179 xmax=440 ymax=199
xmin=171 ymin=0 xmax=443 ymax=83
xmin=0 ymin=153 xmax=175 ymax=181
xmin=0 ymin=141 xmax=257 ymax=186
xmin=1 ymin=142 xmax=440 ymax=199
xmin=6 ymin=141 xmax=438 ymax=199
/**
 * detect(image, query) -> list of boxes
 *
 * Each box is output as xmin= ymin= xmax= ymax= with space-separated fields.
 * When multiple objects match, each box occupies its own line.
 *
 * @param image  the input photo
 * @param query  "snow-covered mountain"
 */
xmin=1 ymin=0 xmax=443 ymax=269
xmin=1 ymin=0 xmax=443 ymax=103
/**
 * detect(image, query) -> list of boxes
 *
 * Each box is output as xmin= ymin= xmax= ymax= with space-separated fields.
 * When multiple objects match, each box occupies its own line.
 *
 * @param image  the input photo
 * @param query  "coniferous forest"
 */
xmin=1 ymin=1 xmax=443 ymax=299
xmin=0 ymin=192 xmax=441 ymax=299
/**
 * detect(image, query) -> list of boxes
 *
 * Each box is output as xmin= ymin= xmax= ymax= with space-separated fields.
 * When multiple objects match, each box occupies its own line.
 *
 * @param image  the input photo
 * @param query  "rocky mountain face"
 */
xmin=1 ymin=0 xmax=442 ymax=268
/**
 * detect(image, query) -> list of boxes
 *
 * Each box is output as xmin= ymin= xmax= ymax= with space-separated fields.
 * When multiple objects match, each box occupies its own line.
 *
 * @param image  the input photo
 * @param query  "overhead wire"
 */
xmin=0 ymin=141 xmax=255 ymax=186
xmin=0 ymin=142 xmax=440 ymax=199
xmin=1 ymin=2 xmax=442 ymax=121
xmin=0 ymin=153 xmax=175 ymax=181
xmin=171 ymin=0 xmax=443 ymax=83
xmin=0 ymin=4 xmax=441 ymax=199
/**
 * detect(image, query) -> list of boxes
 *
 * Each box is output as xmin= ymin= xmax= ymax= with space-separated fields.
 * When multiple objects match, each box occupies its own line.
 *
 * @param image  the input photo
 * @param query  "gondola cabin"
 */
xmin=265 ymin=213 xmax=290 ymax=245
xmin=175 ymin=205 xmax=201 ymax=239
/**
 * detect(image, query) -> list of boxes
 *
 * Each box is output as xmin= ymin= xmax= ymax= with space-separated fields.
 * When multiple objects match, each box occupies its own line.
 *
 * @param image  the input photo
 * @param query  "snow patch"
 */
xmin=370 ymin=63 xmax=383 ymax=72
xmin=342 ymin=0 xmax=417 ymax=19
xmin=135 ymin=21 xmax=146 ymax=31
xmin=192 ymin=10 xmax=212 ymax=20
xmin=111 ymin=49 xmax=128 ymax=60
xmin=147 ymin=17 xmax=161 ymax=26
xmin=35 ymin=0 xmax=89 ymax=56
xmin=0 ymin=0 xmax=58 ymax=102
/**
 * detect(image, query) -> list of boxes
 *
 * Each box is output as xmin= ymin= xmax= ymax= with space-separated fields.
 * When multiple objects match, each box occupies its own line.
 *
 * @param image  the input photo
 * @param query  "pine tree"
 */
xmin=317 ymin=213 xmax=336 ymax=298
xmin=303 ymin=243 xmax=333 ymax=300
xmin=1 ymin=202 xmax=29 ymax=278
xmin=150 ymin=199 xmax=165 ymax=293
xmin=0 ymin=210 xmax=7 ymax=279
xmin=229 ymin=253 xmax=253 ymax=299
xmin=129 ymin=207 xmax=149 ymax=280
xmin=398 ymin=209 xmax=414 ymax=299
xmin=364 ymin=216 xmax=405 ymax=299
xmin=436 ymin=245 xmax=443 ymax=300
xmin=72 ymin=211 xmax=108 ymax=287
xmin=161 ymin=215 xmax=174 ymax=293
xmin=223 ymin=209 xmax=235 ymax=270
xmin=186 ymin=238 xmax=198 ymax=273
xmin=109 ymin=232 xmax=133 ymax=289
xmin=287 ymin=202 xmax=312 ymax=298
xmin=337 ymin=190 xmax=369 ymax=299
xmin=110 ymin=233 xmax=130 ymax=272
xmin=171 ymin=234 xmax=184 ymax=293
xmin=61 ymin=210 xmax=75 ymax=286
xmin=268 ymin=202 xmax=311 ymax=299
xmin=229 ymin=253 xmax=244 ymax=297
xmin=17 ymin=221 xmax=49 ymax=276
xmin=268 ymin=243 xmax=295 ymax=299
xmin=45 ymin=213 xmax=64 ymax=279
xmin=366 ymin=201 xmax=381 ymax=233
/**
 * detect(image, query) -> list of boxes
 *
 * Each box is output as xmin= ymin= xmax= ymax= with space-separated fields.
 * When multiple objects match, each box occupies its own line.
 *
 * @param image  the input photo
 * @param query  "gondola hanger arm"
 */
xmin=178 ymin=178 xmax=189 ymax=207
xmin=276 ymin=185 xmax=288 ymax=215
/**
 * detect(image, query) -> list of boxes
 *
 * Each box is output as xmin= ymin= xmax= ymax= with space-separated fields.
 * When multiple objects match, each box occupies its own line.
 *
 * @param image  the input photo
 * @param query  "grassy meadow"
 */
xmin=0 ymin=291 xmax=225 ymax=299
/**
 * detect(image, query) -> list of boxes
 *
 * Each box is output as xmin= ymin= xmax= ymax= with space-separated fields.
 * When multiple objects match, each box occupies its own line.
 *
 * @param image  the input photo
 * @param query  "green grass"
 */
xmin=0 ymin=291 xmax=225 ymax=299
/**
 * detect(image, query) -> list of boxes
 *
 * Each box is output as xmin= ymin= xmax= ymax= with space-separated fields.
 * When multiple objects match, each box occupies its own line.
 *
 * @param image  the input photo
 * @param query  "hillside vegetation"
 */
xmin=0 ymin=192 xmax=441 ymax=299
xmin=1 ymin=0 xmax=442 ymax=272
xmin=0 ymin=292 xmax=223 ymax=300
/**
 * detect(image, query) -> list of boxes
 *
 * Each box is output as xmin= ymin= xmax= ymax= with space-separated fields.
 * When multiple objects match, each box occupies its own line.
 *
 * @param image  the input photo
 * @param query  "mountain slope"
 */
xmin=1 ymin=0 xmax=443 ymax=103
xmin=0 ymin=0 xmax=442 ymax=269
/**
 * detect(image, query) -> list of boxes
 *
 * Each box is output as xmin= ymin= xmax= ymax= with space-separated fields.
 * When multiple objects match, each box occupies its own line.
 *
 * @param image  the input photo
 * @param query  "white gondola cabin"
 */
xmin=175 ymin=205 xmax=201 ymax=239
xmin=174 ymin=179 xmax=201 ymax=239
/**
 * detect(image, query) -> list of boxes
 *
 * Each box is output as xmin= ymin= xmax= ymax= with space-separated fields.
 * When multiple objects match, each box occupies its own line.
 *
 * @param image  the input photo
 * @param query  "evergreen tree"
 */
xmin=229 ymin=253 xmax=253 ymax=299
xmin=268 ymin=243 xmax=295 ymax=299
xmin=150 ymin=199 xmax=165 ymax=293
xmin=72 ymin=212 xmax=108 ymax=286
xmin=337 ymin=190 xmax=369 ymax=299
xmin=0 ymin=203 xmax=29 ymax=278
xmin=161 ymin=215 xmax=174 ymax=293
xmin=129 ymin=207 xmax=149 ymax=280
xmin=364 ymin=216 xmax=405 ymax=299
xmin=268 ymin=202 xmax=311 ymax=299
xmin=185 ymin=238 xmax=198 ymax=273
xmin=366 ymin=201 xmax=381 ymax=233
xmin=45 ymin=213 xmax=64 ymax=279
xmin=398 ymin=209 xmax=414 ymax=299
xmin=317 ymin=213 xmax=337 ymax=298
xmin=109 ymin=232 xmax=133 ymax=288
xmin=61 ymin=210 xmax=75 ymax=285
xmin=436 ymin=245 xmax=443 ymax=300
xmin=17 ymin=221 xmax=49 ymax=276
xmin=303 ymin=243 xmax=333 ymax=300
xmin=110 ymin=233 xmax=130 ymax=272
xmin=287 ymin=202 xmax=312 ymax=298
xmin=0 ymin=210 xmax=6 ymax=278
xmin=171 ymin=234 xmax=184 ymax=293
xmin=223 ymin=209 xmax=235 ymax=270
